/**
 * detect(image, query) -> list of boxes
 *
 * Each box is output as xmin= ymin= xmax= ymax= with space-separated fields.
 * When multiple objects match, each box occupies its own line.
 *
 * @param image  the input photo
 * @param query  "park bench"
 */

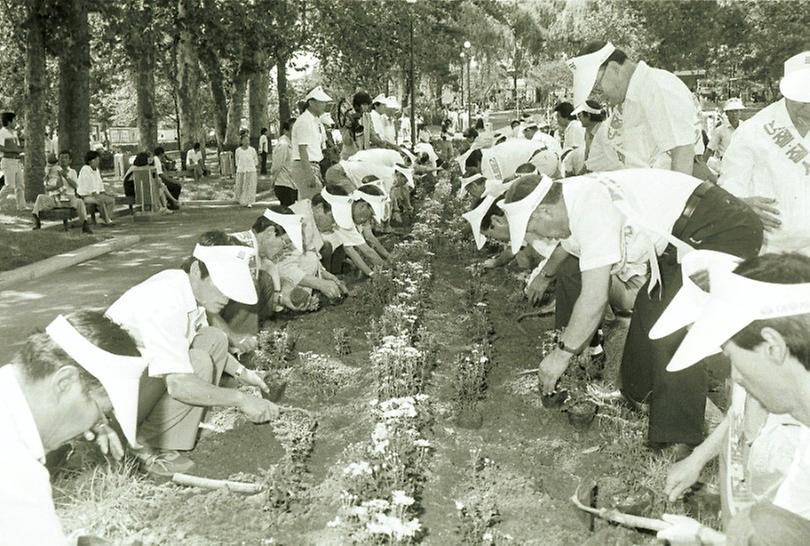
xmin=83 ymin=195 xmax=135 ymax=224
xmin=38 ymin=207 xmax=77 ymax=231
xmin=132 ymin=165 xmax=162 ymax=212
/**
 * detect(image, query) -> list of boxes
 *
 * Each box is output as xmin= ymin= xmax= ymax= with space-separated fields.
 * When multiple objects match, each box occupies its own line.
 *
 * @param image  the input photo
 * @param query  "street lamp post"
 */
xmin=407 ymin=0 xmax=416 ymax=151
xmin=459 ymin=52 xmax=466 ymax=111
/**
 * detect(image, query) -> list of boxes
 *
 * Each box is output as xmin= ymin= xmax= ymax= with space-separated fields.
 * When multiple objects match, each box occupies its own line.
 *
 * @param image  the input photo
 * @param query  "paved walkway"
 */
xmin=0 ymin=204 xmax=270 ymax=362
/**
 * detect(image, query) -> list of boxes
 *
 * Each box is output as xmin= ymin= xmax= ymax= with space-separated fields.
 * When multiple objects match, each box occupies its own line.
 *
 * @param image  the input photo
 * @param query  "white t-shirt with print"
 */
xmin=291 ymin=109 xmax=324 ymax=162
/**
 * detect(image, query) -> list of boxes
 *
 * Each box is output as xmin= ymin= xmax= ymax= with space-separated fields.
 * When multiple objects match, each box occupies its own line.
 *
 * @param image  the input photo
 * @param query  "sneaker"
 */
xmin=134 ymin=448 xmax=195 ymax=478
xmin=32 ymin=214 xmax=41 ymax=230
xmin=82 ymin=222 xmax=94 ymax=234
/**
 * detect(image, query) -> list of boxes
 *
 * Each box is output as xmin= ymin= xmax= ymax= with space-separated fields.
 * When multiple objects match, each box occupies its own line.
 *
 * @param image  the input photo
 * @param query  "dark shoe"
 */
xmin=81 ymin=222 xmax=93 ymax=234
xmin=134 ymin=448 xmax=195 ymax=479
xmin=32 ymin=214 xmax=41 ymax=230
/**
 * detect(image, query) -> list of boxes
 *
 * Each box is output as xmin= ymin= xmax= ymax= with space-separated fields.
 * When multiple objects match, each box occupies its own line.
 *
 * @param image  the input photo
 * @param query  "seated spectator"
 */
xmin=153 ymin=146 xmax=182 ymax=210
xmin=32 ymin=151 xmax=92 ymax=233
xmin=123 ymin=152 xmax=173 ymax=214
xmin=186 ymin=143 xmax=205 ymax=183
xmin=76 ymin=150 xmax=115 ymax=226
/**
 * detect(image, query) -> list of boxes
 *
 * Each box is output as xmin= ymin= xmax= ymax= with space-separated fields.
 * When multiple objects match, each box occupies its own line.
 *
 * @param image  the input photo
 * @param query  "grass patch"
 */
xmin=0 ymin=228 xmax=104 ymax=272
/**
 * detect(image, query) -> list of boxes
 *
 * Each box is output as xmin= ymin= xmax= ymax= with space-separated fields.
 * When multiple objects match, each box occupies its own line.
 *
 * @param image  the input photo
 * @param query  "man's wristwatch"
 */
xmin=233 ymin=364 xmax=246 ymax=379
xmin=557 ymin=340 xmax=579 ymax=355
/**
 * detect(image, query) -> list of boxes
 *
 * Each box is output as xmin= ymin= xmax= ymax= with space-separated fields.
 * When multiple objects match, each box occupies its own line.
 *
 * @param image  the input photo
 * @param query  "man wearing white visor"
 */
xmin=0 ymin=311 xmax=147 ymax=545
xmin=320 ymin=184 xmax=389 ymax=277
xmin=500 ymin=169 xmax=762 ymax=450
xmin=567 ymin=41 xmax=701 ymax=174
xmin=703 ymin=98 xmax=745 ymax=172
xmin=292 ymin=85 xmax=332 ymax=199
xmin=106 ymin=233 xmax=278 ymax=477
xmin=651 ymin=252 xmax=810 ymax=546
xmin=719 ymin=52 xmax=810 ymax=254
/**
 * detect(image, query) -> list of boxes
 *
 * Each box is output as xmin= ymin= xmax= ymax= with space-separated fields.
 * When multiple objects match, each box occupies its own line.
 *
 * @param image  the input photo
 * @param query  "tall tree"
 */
xmin=248 ymin=58 xmax=270 ymax=147
xmin=57 ymin=0 xmax=90 ymax=170
xmin=176 ymin=0 xmax=203 ymax=160
xmin=23 ymin=1 xmax=48 ymax=201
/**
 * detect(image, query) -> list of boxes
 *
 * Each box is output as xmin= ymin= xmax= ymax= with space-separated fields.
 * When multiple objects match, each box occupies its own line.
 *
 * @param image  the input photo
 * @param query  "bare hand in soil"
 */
xmin=239 ymin=395 xmax=280 ymax=423
xmin=538 ymin=350 xmax=570 ymax=394
xmin=84 ymin=424 xmax=125 ymax=460
xmin=664 ymin=454 xmax=704 ymax=502
xmin=239 ymin=368 xmax=270 ymax=393
xmin=321 ymin=281 xmax=343 ymax=300
xmin=526 ymin=276 xmax=551 ymax=306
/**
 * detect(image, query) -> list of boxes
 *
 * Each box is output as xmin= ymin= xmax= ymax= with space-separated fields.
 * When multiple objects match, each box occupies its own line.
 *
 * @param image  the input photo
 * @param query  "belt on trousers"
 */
xmin=671 ymin=180 xmax=714 ymax=240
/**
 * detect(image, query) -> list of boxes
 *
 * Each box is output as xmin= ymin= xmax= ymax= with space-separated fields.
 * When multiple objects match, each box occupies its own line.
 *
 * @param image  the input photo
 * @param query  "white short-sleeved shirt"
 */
xmin=719 ymin=99 xmax=810 ymax=254
xmin=105 ymin=270 xmax=206 ymax=377
xmin=235 ymin=146 xmax=258 ymax=173
xmin=482 ymin=139 xmax=549 ymax=180
xmin=604 ymin=61 xmax=702 ymax=169
xmin=531 ymin=131 xmax=562 ymax=155
xmin=0 ymin=126 xmax=19 ymax=160
xmin=348 ymin=148 xmax=402 ymax=167
xmin=187 ymin=149 xmax=202 ymax=166
xmin=563 ymin=119 xmax=586 ymax=150
xmin=341 ymin=160 xmax=395 ymax=191
xmin=414 ymin=142 xmax=438 ymax=169
xmin=773 ymin=427 xmax=810 ymax=519
xmin=559 ymin=169 xmax=700 ymax=271
xmin=291 ymin=109 xmax=324 ymax=162
xmin=586 ymin=120 xmax=623 ymax=172
xmin=0 ymin=365 xmax=67 ymax=546
xmin=370 ymin=110 xmax=387 ymax=142
xmin=331 ymin=225 xmax=366 ymax=248
xmin=707 ymin=123 xmax=736 ymax=158
xmin=259 ymin=134 xmax=269 ymax=153
xmin=76 ymin=165 xmax=105 ymax=196
xmin=153 ymin=154 xmax=164 ymax=176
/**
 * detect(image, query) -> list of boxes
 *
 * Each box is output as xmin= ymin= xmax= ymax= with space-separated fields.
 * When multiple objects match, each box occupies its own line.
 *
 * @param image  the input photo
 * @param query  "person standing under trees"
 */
xmin=234 ymin=133 xmax=259 ymax=207
xmin=702 ymin=98 xmax=745 ymax=173
xmin=291 ymin=86 xmax=331 ymax=200
xmin=554 ymin=101 xmax=586 ymax=153
xmin=258 ymin=128 xmax=269 ymax=175
xmin=271 ymin=119 xmax=297 ymax=206
xmin=0 ymin=111 xmax=27 ymax=211
xmin=567 ymin=41 xmax=702 ymax=175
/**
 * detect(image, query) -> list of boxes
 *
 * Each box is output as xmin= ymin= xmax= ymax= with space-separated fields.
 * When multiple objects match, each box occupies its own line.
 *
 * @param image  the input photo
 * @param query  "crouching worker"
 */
xmin=654 ymin=252 xmax=810 ymax=546
xmin=0 ymin=311 xmax=148 ymax=545
xmin=105 ymin=234 xmax=278 ymax=477
xmin=320 ymin=184 xmax=389 ymax=277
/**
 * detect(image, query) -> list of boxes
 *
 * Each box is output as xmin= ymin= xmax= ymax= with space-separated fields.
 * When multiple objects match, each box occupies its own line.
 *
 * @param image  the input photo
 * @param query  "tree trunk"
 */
xmin=57 ymin=0 xmax=90 ymax=172
xmin=200 ymin=47 xmax=227 ymax=151
xmin=223 ymin=62 xmax=251 ymax=150
xmin=177 ymin=0 xmax=203 ymax=163
xmin=135 ymin=53 xmax=157 ymax=151
xmin=24 ymin=7 xmax=47 ymax=202
xmin=276 ymin=52 xmax=290 ymax=124
xmin=248 ymin=66 xmax=269 ymax=149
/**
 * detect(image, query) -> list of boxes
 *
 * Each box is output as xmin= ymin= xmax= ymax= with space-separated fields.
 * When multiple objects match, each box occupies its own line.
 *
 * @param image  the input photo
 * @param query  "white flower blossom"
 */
xmin=327 ymin=516 xmax=342 ymax=528
xmin=343 ymin=461 xmax=373 ymax=477
xmin=391 ymin=490 xmax=415 ymax=506
xmin=414 ymin=439 xmax=431 ymax=448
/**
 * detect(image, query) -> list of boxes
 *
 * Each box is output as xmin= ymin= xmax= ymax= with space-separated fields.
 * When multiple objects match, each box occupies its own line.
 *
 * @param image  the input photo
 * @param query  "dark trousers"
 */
xmin=164 ymin=179 xmax=182 ymax=209
xmin=274 ymin=185 xmax=298 ymax=207
xmin=220 ymin=270 xmax=277 ymax=335
xmin=554 ymin=255 xmax=603 ymax=347
xmin=621 ymin=185 xmax=762 ymax=445
xmin=260 ymin=152 xmax=268 ymax=175
xmin=320 ymin=242 xmax=345 ymax=275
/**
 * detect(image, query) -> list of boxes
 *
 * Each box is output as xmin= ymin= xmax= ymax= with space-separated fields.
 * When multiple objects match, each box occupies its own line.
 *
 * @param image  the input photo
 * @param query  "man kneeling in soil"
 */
xmin=653 ymin=252 xmax=810 ymax=546
xmin=0 ymin=311 xmax=147 ymax=545
xmin=105 ymin=232 xmax=277 ymax=477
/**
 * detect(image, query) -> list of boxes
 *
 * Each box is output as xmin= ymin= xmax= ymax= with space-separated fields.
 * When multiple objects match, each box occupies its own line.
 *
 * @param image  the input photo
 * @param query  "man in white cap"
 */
xmin=719 ymin=52 xmax=810 ymax=254
xmin=0 ymin=310 xmax=147 ymax=545
xmin=651 ymin=252 xmax=810 ymax=546
xmin=500 ymin=169 xmax=762 ymax=451
xmin=291 ymin=85 xmax=332 ymax=199
xmin=525 ymin=121 xmax=562 ymax=156
xmin=370 ymin=94 xmax=395 ymax=146
xmin=105 ymin=231 xmax=278 ymax=477
xmin=702 ymin=98 xmax=745 ymax=171
xmin=567 ymin=41 xmax=702 ymax=174
xmin=383 ymin=96 xmax=400 ymax=144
